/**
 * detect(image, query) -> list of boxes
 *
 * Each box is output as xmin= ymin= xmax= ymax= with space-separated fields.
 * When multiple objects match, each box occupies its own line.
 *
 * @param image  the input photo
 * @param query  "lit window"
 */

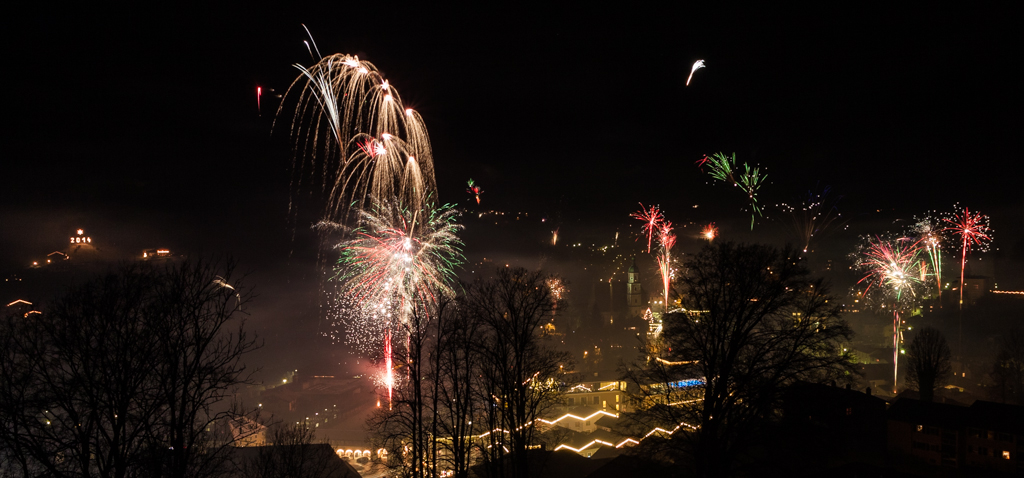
xmin=1003 ymin=451 xmax=1011 ymax=460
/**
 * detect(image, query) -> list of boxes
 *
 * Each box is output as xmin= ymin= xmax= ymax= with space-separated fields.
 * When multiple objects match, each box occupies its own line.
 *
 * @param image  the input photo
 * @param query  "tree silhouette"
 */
xmin=991 ymin=328 xmax=1024 ymax=406
xmin=0 ymin=259 xmax=260 ymax=478
xmin=906 ymin=327 xmax=952 ymax=402
xmin=623 ymin=242 xmax=854 ymax=478
xmin=468 ymin=267 xmax=572 ymax=478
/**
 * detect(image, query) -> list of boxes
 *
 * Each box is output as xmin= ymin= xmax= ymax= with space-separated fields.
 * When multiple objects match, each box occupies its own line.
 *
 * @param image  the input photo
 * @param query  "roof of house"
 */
xmin=969 ymin=400 xmax=1024 ymax=434
xmin=594 ymin=414 xmax=618 ymax=429
xmin=886 ymin=397 xmax=970 ymax=428
xmin=470 ymin=449 xmax=611 ymax=478
xmin=223 ymin=444 xmax=360 ymax=478
xmin=785 ymin=380 xmax=888 ymax=409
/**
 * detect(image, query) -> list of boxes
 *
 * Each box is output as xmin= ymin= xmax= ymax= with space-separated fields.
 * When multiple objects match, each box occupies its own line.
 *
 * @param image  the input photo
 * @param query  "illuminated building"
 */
xmin=141 ymin=249 xmax=172 ymax=260
xmin=563 ymin=380 xmax=629 ymax=413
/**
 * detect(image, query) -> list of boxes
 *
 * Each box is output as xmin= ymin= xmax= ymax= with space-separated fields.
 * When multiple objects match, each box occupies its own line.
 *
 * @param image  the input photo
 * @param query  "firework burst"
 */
xmin=856 ymin=236 xmax=929 ymax=306
xmin=278 ymin=53 xmax=436 ymax=220
xmin=631 ymin=203 xmax=664 ymax=253
xmin=777 ymin=186 xmax=847 ymax=253
xmin=326 ymin=199 xmax=463 ymax=324
xmin=466 ymin=178 xmax=483 ymax=204
xmin=277 ymin=42 xmax=462 ymax=407
xmin=700 ymin=222 xmax=718 ymax=242
xmin=698 ymin=152 xmax=766 ymax=230
xmin=320 ymin=198 xmax=463 ymax=403
xmin=546 ymin=277 xmax=568 ymax=316
xmin=854 ymin=235 xmax=930 ymax=393
xmin=942 ymin=204 xmax=993 ymax=309
xmin=696 ymin=152 xmax=735 ymax=184
xmin=909 ymin=213 xmax=945 ymax=305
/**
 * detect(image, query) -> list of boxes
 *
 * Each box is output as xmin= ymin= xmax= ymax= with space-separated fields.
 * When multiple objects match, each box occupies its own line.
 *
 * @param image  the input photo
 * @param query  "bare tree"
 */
xmin=0 ymin=259 xmax=261 ymax=478
xmin=0 ymin=265 xmax=172 ymax=478
xmin=151 ymin=258 xmax=262 ymax=478
xmin=623 ymin=242 xmax=855 ymax=478
xmin=366 ymin=269 xmax=572 ymax=478
xmin=991 ymin=328 xmax=1024 ymax=406
xmin=468 ymin=267 xmax=572 ymax=478
xmin=366 ymin=303 xmax=435 ymax=478
xmin=906 ymin=327 xmax=952 ymax=402
xmin=429 ymin=297 xmax=480 ymax=478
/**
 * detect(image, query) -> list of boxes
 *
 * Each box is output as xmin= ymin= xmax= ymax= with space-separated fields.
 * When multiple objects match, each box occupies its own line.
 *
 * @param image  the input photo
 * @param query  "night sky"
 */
xmin=4 ymin=5 xmax=1022 ymax=374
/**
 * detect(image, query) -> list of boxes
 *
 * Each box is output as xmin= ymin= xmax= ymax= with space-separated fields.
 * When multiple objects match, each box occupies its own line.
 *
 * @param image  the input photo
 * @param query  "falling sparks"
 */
xmin=320 ymin=199 xmax=464 ymax=404
xmin=279 ymin=52 xmax=436 ymax=220
xmin=777 ymin=186 xmax=847 ymax=253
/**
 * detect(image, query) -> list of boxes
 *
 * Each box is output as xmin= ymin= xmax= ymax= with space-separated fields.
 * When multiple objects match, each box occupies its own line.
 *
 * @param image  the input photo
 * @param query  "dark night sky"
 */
xmin=3 ymin=4 xmax=1023 ymax=373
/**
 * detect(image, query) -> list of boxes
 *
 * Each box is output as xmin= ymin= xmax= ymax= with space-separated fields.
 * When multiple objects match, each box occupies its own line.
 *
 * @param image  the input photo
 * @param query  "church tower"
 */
xmin=626 ymin=257 xmax=644 ymax=317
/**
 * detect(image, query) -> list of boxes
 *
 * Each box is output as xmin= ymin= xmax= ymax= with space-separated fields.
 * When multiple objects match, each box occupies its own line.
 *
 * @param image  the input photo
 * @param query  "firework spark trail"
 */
xmin=942 ymin=205 xmax=993 ymax=310
xmin=656 ymin=221 xmax=676 ymax=310
xmin=777 ymin=187 xmax=847 ymax=253
xmin=698 ymin=152 xmax=766 ymax=230
xmin=384 ymin=331 xmax=393 ymax=408
xmin=302 ymin=24 xmax=322 ymax=59
xmin=700 ymin=222 xmax=718 ymax=242
xmin=631 ymin=203 xmax=664 ymax=253
xmin=686 ymin=59 xmax=705 ymax=86
xmin=854 ymin=235 xmax=929 ymax=393
xmin=737 ymin=163 xmax=765 ymax=230
xmin=278 ymin=53 xmax=436 ymax=220
xmin=466 ymin=178 xmax=483 ymax=204
xmin=910 ymin=213 xmax=944 ymax=305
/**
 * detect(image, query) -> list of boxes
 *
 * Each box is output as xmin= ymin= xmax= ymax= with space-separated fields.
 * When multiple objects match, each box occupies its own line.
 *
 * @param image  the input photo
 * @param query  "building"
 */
xmin=887 ymin=397 xmax=1024 ymax=473
xmin=625 ymin=258 xmax=643 ymax=318
xmin=783 ymin=381 xmax=887 ymax=438
xmin=564 ymin=380 xmax=628 ymax=413
xmin=963 ymin=400 xmax=1024 ymax=474
xmin=887 ymin=398 xmax=969 ymax=467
